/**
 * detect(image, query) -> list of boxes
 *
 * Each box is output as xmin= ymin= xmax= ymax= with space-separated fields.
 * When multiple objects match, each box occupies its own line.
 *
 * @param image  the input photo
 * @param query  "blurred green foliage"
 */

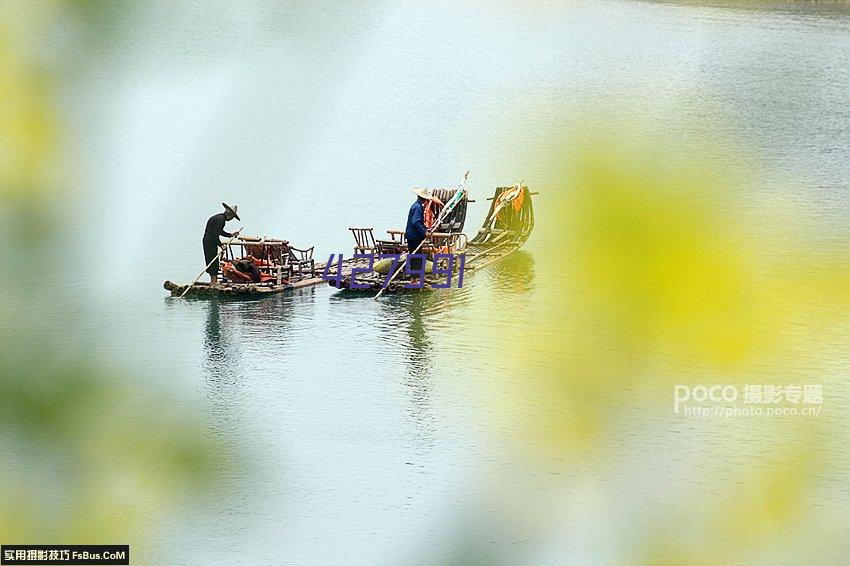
xmin=0 ymin=2 xmax=224 ymax=555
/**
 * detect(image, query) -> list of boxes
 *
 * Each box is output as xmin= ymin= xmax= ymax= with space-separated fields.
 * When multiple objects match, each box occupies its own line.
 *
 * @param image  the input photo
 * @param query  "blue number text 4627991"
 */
xmin=321 ymin=253 xmax=466 ymax=289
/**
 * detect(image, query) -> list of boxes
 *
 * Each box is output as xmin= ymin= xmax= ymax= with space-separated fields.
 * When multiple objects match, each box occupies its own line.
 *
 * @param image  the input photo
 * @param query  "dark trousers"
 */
xmin=203 ymin=235 xmax=221 ymax=275
xmin=407 ymin=238 xmax=425 ymax=278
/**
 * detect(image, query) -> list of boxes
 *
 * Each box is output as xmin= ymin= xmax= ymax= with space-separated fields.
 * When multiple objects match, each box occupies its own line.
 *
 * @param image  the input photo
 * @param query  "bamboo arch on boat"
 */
xmin=374 ymin=171 xmax=470 ymax=300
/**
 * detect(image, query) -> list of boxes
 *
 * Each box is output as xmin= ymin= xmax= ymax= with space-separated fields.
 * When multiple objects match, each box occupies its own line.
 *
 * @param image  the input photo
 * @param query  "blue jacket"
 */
xmin=405 ymin=199 xmax=427 ymax=241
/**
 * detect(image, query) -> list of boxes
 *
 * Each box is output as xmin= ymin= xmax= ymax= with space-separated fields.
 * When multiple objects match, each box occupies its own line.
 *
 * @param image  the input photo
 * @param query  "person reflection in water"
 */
xmin=202 ymin=300 xmax=241 ymax=425
xmin=399 ymin=294 xmax=436 ymax=451
xmin=203 ymin=300 xmax=231 ymax=371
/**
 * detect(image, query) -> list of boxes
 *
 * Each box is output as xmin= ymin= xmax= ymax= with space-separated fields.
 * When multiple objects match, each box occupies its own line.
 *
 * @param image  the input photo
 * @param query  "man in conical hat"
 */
xmin=203 ymin=203 xmax=241 ymax=285
xmin=405 ymin=188 xmax=432 ymax=284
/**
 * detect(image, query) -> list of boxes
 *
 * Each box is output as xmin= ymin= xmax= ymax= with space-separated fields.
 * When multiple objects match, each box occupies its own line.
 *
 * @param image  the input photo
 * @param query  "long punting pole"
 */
xmin=180 ymin=227 xmax=243 ymax=298
xmin=374 ymin=171 xmax=469 ymax=300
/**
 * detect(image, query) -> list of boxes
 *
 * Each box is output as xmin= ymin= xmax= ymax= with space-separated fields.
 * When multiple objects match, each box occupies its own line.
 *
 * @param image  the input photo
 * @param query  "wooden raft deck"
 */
xmin=164 ymin=256 xmax=370 ymax=298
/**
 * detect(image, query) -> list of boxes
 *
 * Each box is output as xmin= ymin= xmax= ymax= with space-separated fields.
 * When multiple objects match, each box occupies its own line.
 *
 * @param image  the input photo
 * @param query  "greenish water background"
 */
xmin=6 ymin=1 xmax=849 ymax=564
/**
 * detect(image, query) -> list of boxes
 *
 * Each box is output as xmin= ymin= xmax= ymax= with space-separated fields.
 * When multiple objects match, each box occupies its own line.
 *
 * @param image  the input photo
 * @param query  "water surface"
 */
xmin=52 ymin=1 xmax=850 ymax=563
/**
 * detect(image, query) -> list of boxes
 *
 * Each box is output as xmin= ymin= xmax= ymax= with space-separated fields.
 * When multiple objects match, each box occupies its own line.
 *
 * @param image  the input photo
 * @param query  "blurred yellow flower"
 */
xmin=463 ymin=113 xmax=850 ymax=562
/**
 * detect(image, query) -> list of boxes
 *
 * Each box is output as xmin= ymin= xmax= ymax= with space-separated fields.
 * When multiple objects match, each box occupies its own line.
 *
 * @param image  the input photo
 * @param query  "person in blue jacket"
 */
xmin=405 ymin=187 xmax=431 ymax=283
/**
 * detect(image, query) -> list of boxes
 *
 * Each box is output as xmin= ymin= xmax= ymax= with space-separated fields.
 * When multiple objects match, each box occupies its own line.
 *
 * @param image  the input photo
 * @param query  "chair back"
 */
xmin=289 ymin=246 xmax=314 ymax=261
xmin=348 ymin=227 xmax=376 ymax=252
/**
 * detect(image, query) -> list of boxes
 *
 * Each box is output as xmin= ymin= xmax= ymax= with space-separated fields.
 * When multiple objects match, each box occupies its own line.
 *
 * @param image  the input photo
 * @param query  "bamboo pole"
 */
xmin=486 ymin=191 xmax=538 ymax=201
xmin=180 ymin=227 xmax=242 ymax=298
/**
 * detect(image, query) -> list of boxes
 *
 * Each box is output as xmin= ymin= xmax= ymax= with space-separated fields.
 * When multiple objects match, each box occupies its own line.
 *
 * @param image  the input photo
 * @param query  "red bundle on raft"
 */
xmin=222 ymin=256 xmax=280 ymax=284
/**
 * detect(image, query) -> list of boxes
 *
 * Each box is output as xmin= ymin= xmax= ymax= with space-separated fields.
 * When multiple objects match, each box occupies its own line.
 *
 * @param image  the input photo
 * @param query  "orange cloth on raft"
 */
xmin=493 ymin=185 xmax=525 ymax=222
xmin=512 ymin=187 xmax=525 ymax=211
xmin=222 ymin=256 xmax=279 ymax=283
xmin=423 ymin=196 xmax=444 ymax=230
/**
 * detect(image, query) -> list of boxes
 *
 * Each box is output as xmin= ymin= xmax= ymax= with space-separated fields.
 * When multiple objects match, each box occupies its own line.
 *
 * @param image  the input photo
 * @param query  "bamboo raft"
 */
xmin=164 ymin=239 xmax=372 ymax=298
xmin=332 ymin=184 xmax=535 ymax=294
xmin=163 ymin=260 xmax=363 ymax=297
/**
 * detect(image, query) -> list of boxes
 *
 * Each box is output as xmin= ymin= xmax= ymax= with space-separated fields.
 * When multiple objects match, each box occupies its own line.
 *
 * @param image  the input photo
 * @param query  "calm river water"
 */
xmin=48 ymin=1 xmax=850 ymax=563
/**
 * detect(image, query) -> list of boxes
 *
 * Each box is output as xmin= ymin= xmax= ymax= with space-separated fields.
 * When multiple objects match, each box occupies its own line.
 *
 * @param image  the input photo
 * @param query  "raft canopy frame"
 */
xmin=463 ymin=183 xmax=535 ymax=271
